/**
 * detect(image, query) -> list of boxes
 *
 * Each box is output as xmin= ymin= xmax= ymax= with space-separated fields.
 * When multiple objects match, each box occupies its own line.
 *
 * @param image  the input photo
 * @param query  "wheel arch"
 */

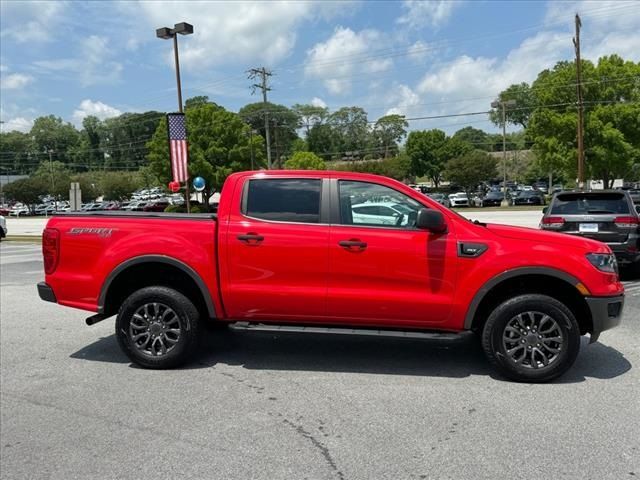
xmin=98 ymin=255 xmax=216 ymax=319
xmin=465 ymin=267 xmax=593 ymax=335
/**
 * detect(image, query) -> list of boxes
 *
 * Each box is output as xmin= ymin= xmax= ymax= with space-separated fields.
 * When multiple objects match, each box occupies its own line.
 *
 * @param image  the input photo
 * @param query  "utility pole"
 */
xmin=573 ymin=13 xmax=585 ymax=190
xmin=491 ymin=99 xmax=516 ymax=207
xmin=48 ymin=149 xmax=55 ymax=193
xmin=248 ymin=67 xmax=273 ymax=169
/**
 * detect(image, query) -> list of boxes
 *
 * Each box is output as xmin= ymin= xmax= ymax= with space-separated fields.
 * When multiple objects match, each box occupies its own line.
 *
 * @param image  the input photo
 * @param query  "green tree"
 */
xmin=2 ymin=176 xmax=48 ymax=212
xmin=372 ymin=114 xmax=409 ymax=158
xmin=147 ymin=103 xmax=263 ymax=211
xmin=33 ymin=160 xmax=72 ymax=197
xmin=489 ymin=83 xmax=536 ymax=128
xmin=335 ymin=153 xmax=411 ymax=181
xmin=284 ymin=151 xmax=326 ymax=170
xmin=100 ymin=171 xmax=140 ymax=201
xmin=292 ymin=103 xmax=328 ymax=136
xmin=406 ymin=130 xmax=472 ymax=188
xmin=501 ymin=54 xmax=640 ymax=186
xmin=307 ymin=123 xmax=336 ymax=160
xmin=239 ymin=102 xmax=299 ymax=167
xmin=30 ymin=115 xmax=80 ymax=165
xmin=0 ymin=130 xmax=35 ymax=175
xmin=328 ymin=106 xmax=370 ymax=158
xmin=452 ymin=126 xmax=489 ymax=150
xmin=444 ymin=150 xmax=498 ymax=195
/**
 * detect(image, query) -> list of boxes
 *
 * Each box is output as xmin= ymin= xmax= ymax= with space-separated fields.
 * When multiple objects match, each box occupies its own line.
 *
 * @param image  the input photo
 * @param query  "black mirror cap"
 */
xmin=542 ymin=207 xmax=548 ymax=214
xmin=635 ymin=205 xmax=640 ymax=214
xmin=417 ymin=208 xmax=447 ymax=234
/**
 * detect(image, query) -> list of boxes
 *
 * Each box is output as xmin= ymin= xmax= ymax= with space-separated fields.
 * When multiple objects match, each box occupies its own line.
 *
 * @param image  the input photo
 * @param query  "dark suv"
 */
xmin=540 ymin=190 xmax=640 ymax=268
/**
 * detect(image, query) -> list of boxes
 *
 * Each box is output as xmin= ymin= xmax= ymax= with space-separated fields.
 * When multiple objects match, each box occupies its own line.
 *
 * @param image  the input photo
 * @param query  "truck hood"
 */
xmin=486 ymin=223 xmax=609 ymax=252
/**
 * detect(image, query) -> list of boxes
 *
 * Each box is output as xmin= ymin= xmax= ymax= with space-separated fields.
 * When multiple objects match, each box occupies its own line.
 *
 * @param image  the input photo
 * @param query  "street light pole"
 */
xmin=491 ymin=99 xmax=516 ymax=207
xmin=156 ymin=22 xmax=193 ymax=212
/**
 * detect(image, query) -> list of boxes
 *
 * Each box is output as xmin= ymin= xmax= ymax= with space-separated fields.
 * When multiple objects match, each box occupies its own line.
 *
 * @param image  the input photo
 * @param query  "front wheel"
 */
xmin=116 ymin=286 xmax=201 ymax=369
xmin=481 ymin=294 xmax=581 ymax=382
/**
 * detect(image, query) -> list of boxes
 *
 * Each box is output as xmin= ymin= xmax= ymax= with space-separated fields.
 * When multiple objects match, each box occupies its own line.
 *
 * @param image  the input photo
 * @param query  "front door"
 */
xmin=224 ymin=177 xmax=330 ymax=321
xmin=327 ymin=179 xmax=458 ymax=327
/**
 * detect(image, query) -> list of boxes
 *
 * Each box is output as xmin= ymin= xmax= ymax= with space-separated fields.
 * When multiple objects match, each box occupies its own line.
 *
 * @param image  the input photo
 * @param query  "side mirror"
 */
xmin=417 ymin=208 xmax=447 ymax=234
xmin=542 ymin=207 xmax=548 ymax=214
xmin=636 ymin=205 xmax=640 ymax=214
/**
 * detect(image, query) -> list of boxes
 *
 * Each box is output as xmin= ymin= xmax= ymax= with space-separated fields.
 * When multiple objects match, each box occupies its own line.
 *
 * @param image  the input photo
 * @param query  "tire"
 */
xmin=115 ymin=286 xmax=200 ymax=369
xmin=481 ymin=294 xmax=581 ymax=382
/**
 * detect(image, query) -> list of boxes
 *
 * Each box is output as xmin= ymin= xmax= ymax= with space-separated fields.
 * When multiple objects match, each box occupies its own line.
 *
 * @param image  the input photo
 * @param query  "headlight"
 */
xmin=586 ymin=253 xmax=618 ymax=274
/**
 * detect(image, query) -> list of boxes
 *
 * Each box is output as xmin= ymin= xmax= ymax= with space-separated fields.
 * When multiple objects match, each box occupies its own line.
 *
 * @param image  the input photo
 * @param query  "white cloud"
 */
xmin=122 ymin=1 xmax=349 ymax=69
xmin=0 ymin=73 xmax=35 ymax=90
xmin=0 ymin=1 xmax=67 ymax=43
xmin=310 ymin=97 xmax=327 ymax=108
xmin=72 ymin=99 xmax=122 ymax=126
xmin=417 ymin=31 xmax=572 ymax=99
xmin=33 ymin=35 xmax=123 ymax=87
xmin=305 ymin=27 xmax=393 ymax=95
xmin=385 ymin=84 xmax=421 ymax=116
xmin=0 ymin=117 xmax=33 ymax=133
xmin=396 ymin=0 xmax=461 ymax=29
xmin=408 ymin=40 xmax=431 ymax=63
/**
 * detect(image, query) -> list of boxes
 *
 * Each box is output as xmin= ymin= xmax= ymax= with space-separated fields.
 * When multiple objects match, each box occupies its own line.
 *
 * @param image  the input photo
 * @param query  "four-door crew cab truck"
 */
xmin=38 ymin=171 xmax=625 ymax=382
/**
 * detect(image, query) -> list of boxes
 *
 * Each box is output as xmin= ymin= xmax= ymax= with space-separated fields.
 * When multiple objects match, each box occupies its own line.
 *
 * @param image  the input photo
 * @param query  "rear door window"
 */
xmin=551 ymin=193 xmax=629 ymax=214
xmin=244 ymin=178 xmax=322 ymax=223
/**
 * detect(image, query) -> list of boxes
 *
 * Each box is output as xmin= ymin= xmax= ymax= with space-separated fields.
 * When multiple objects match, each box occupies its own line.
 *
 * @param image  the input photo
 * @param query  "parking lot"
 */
xmin=1 ymin=242 xmax=638 ymax=479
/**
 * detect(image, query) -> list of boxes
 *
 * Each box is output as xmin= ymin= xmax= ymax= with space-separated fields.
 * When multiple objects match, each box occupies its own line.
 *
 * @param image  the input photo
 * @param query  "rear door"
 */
xmin=327 ymin=178 xmax=458 ymax=326
xmin=224 ymin=176 xmax=330 ymax=321
xmin=550 ymin=192 xmax=635 ymax=243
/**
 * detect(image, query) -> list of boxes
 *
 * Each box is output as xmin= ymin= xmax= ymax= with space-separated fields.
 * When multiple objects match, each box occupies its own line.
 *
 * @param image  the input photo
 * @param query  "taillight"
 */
xmin=541 ymin=216 xmax=565 ymax=228
xmin=614 ymin=216 xmax=639 ymax=228
xmin=43 ymin=228 xmax=60 ymax=274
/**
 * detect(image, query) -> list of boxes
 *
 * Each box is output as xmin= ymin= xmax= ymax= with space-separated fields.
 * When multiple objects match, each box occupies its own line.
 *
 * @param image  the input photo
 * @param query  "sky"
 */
xmin=1 ymin=0 xmax=639 ymax=135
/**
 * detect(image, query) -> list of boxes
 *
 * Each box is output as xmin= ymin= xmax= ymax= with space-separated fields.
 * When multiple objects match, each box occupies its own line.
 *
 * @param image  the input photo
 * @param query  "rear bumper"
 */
xmin=37 ymin=282 xmax=57 ymax=303
xmin=585 ymin=294 xmax=624 ymax=343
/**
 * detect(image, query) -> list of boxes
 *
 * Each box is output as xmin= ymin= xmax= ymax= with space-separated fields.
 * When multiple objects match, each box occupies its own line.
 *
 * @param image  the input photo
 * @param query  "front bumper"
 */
xmin=37 ymin=282 xmax=57 ymax=303
xmin=585 ymin=294 xmax=624 ymax=343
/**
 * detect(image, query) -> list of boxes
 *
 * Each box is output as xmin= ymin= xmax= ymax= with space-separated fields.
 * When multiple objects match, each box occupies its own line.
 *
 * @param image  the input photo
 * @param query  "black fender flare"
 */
xmin=98 ymin=255 xmax=216 ymax=318
xmin=463 ymin=267 xmax=582 ymax=330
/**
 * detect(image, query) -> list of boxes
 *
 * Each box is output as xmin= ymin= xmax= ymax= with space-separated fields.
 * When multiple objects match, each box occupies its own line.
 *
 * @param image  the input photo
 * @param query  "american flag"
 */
xmin=167 ymin=113 xmax=189 ymax=183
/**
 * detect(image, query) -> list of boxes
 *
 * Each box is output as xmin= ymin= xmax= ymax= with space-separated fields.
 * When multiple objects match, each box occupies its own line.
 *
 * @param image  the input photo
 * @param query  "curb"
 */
xmin=3 ymin=235 xmax=42 ymax=243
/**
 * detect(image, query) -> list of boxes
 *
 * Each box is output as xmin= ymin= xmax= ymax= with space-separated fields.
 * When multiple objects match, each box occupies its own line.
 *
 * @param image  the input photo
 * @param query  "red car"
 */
xmin=38 ymin=171 xmax=625 ymax=382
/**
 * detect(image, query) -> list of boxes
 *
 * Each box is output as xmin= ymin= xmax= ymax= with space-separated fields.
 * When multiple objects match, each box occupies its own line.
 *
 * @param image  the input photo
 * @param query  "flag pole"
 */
xmin=173 ymin=34 xmax=190 ymax=213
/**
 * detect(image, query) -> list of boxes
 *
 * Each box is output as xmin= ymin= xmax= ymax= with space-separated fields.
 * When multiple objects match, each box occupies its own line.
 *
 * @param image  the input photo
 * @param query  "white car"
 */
xmin=448 ymin=192 xmax=469 ymax=207
xmin=351 ymin=201 xmax=415 ymax=226
xmin=9 ymin=205 xmax=30 ymax=216
xmin=0 ymin=215 xmax=6 ymax=239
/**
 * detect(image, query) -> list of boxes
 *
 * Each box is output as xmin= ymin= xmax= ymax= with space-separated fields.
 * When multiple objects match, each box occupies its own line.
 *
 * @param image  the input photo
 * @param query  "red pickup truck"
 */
xmin=38 ymin=171 xmax=625 ymax=382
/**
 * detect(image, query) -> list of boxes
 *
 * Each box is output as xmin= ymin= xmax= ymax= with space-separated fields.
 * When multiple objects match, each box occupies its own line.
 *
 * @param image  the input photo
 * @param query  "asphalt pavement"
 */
xmin=1 ymin=243 xmax=638 ymax=480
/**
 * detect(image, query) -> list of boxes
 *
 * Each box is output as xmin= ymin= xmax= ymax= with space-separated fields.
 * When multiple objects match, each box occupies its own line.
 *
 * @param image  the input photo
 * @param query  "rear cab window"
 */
xmin=243 ymin=178 xmax=322 ymax=223
xmin=550 ymin=193 xmax=630 ymax=214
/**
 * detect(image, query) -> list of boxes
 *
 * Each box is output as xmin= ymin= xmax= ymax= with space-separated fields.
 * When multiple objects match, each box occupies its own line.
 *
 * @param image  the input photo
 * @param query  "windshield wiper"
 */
xmin=586 ymin=209 xmax=615 ymax=214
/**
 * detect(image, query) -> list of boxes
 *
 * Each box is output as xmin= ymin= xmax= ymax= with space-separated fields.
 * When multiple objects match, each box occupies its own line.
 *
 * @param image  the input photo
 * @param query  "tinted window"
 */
xmin=551 ymin=193 xmax=629 ymax=214
xmin=339 ymin=180 xmax=422 ymax=228
xmin=245 ymin=179 xmax=321 ymax=223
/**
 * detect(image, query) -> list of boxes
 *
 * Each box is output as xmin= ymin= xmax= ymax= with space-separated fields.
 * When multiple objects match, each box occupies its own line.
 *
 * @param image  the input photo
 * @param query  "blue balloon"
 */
xmin=192 ymin=176 xmax=206 ymax=191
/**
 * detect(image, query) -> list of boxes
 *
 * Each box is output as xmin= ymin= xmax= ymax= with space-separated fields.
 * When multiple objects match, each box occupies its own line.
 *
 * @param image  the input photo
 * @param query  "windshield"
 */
xmin=551 ymin=193 xmax=629 ymax=214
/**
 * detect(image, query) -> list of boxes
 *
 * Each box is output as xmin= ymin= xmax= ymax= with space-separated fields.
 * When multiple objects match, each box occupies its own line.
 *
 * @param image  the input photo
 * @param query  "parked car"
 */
xmin=39 ymin=170 xmax=625 ymax=382
xmin=0 ymin=206 xmax=10 ymax=216
xmin=512 ymin=190 xmax=545 ymax=205
xmin=448 ymin=192 xmax=469 ymax=207
xmin=480 ymin=191 xmax=506 ymax=207
xmin=350 ymin=201 xmax=418 ymax=226
xmin=9 ymin=205 xmax=30 ymax=216
xmin=142 ymin=200 xmax=171 ymax=212
xmin=0 ymin=215 xmax=6 ymax=239
xmin=540 ymin=190 xmax=640 ymax=269
xmin=426 ymin=193 xmax=450 ymax=208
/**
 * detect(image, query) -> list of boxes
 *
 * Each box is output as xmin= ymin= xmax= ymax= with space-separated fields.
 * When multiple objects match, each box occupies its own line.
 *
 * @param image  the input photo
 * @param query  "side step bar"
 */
xmin=229 ymin=322 xmax=470 ymax=342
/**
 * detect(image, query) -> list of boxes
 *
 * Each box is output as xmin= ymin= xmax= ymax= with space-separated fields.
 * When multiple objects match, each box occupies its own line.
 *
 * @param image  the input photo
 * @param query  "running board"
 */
xmin=229 ymin=322 xmax=469 ymax=341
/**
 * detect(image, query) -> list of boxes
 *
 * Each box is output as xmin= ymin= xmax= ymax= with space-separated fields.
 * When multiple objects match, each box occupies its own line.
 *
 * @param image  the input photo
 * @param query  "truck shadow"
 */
xmin=71 ymin=329 xmax=632 ymax=383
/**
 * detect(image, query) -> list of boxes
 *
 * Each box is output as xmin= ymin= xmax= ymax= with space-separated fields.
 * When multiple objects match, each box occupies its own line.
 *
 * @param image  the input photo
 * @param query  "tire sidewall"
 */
xmin=116 ymin=286 xmax=200 ymax=369
xmin=483 ymin=295 xmax=581 ymax=382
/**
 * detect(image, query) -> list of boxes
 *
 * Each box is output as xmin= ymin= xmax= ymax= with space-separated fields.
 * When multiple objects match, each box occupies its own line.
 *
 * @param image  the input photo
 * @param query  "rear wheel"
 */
xmin=116 ymin=286 xmax=200 ymax=369
xmin=482 ymin=294 xmax=581 ymax=382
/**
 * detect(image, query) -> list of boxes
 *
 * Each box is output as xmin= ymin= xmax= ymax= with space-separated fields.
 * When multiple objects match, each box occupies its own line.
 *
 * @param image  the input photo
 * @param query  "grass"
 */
xmin=3 ymin=235 xmax=41 ymax=243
